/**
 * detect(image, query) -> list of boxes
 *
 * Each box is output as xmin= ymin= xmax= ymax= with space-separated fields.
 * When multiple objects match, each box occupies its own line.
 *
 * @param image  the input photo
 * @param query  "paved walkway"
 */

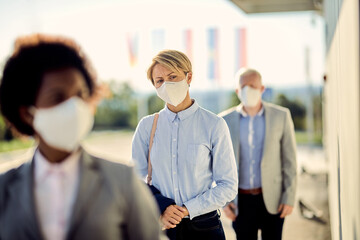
xmin=0 ymin=131 xmax=331 ymax=240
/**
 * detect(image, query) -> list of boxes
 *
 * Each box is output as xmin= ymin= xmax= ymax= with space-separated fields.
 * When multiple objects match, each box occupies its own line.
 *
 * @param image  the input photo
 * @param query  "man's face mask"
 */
xmin=30 ymin=96 xmax=94 ymax=152
xmin=238 ymin=86 xmax=262 ymax=107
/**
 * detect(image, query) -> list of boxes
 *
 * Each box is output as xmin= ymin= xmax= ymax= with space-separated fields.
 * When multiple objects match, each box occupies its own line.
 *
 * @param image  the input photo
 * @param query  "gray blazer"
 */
xmin=219 ymin=102 xmax=297 ymax=214
xmin=0 ymin=149 xmax=166 ymax=240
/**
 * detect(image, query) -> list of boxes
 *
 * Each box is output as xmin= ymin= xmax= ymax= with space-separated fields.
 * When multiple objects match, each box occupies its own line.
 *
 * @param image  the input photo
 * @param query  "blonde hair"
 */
xmin=235 ymin=68 xmax=262 ymax=86
xmin=147 ymin=50 xmax=192 ymax=85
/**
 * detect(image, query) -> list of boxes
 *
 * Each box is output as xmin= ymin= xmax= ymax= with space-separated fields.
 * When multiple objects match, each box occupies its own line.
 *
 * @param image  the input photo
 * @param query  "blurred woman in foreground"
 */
xmin=0 ymin=33 xmax=165 ymax=240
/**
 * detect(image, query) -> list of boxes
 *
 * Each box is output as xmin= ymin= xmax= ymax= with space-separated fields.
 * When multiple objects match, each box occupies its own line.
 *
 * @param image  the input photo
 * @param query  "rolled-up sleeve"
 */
xmin=131 ymin=116 xmax=151 ymax=180
xmin=184 ymin=118 xmax=238 ymax=219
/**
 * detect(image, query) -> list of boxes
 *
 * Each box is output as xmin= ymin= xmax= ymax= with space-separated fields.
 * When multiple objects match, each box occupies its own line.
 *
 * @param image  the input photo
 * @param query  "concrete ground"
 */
xmin=0 ymin=131 xmax=331 ymax=240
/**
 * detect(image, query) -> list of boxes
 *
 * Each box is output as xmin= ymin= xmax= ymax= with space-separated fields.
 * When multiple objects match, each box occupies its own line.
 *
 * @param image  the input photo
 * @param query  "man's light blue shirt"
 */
xmin=238 ymin=105 xmax=265 ymax=189
xmin=132 ymin=100 xmax=238 ymax=219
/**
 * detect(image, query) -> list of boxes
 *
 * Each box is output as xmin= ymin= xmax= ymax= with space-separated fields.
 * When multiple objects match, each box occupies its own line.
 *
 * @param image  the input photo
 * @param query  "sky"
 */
xmin=0 ymin=0 xmax=325 ymax=92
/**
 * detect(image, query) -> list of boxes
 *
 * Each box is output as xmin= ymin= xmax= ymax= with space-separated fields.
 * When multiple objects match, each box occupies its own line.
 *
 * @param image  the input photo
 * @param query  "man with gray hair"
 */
xmin=219 ymin=68 xmax=297 ymax=240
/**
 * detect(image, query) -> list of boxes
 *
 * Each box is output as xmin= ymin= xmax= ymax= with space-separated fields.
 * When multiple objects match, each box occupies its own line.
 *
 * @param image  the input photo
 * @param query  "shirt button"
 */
xmin=172 ymin=154 xmax=176 ymax=158
xmin=173 ymin=171 xmax=176 ymax=174
xmin=174 ymin=123 xmax=178 ymax=126
xmin=173 ymin=138 xmax=176 ymax=141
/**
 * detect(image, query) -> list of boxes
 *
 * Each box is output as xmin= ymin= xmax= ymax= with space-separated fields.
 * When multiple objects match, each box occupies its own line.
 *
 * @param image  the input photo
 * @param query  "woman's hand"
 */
xmin=181 ymin=206 xmax=189 ymax=217
xmin=160 ymin=205 xmax=187 ymax=229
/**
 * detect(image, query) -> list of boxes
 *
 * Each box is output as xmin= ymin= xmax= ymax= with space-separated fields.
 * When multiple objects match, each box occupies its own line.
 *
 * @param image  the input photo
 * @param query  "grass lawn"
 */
xmin=0 ymin=130 xmax=322 ymax=153
xmin=295 ymin=131 xmax=323 ymax=145
xmin=0 ymin=138 xmax=35 ymax=153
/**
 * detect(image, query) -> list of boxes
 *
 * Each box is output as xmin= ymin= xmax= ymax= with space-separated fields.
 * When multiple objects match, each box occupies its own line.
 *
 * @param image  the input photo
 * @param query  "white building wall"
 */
xmin=325 ymin=0 xmax=360 ymax=239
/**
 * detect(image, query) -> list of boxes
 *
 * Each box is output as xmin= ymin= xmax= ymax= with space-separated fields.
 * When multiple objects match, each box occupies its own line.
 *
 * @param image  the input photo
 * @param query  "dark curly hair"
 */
xmin=0 ymin=33 xmax=97 ymax=136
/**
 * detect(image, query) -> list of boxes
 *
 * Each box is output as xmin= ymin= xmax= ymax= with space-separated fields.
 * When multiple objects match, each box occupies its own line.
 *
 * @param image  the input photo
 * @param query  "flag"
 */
xmin=207 ymin=28 xmax=220 ymax=82
xmin=235 ymin=28 xmax=247 ymax=72
xmin=152 ymin=29 xmax=165 ymax=54
xmin=183 ymin=29 xmax=193 ymax=61
xmin=126 ymin=32 xmax=139 ymax=67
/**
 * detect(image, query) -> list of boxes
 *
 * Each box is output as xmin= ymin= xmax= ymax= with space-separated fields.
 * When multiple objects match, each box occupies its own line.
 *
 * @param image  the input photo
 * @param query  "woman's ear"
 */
xmin=187 ymin=72 xmax=192 ymax=85
xmin=19 ymin=106 xmax=34 ymax=127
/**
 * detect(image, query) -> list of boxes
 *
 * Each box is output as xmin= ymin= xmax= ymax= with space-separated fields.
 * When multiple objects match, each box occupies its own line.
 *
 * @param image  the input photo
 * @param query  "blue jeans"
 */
xmin=167 ymin=210 xmax=225 ymax=240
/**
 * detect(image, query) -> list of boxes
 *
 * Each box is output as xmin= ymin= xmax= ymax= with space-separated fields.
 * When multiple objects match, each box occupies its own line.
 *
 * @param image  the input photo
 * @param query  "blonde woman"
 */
xmin=132 ymin=50 xmax=238 ymax=240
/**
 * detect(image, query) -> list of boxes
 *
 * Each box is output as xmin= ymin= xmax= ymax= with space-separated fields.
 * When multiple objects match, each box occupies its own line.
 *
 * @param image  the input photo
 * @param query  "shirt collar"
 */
xmin=164 ymin=105 xmax=177 ymax=122
xmin=236 ymin=103 xmax=264 ymax=117
xmin=34 ymin=148 xmax=81 ymax=183
xmin=164 ymin=99 xmax=199 ymax=122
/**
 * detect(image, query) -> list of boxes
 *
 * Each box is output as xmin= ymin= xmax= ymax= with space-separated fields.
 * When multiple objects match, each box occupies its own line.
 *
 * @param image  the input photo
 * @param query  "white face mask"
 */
xmin=31 ymin=96 xmax=94 ymax=152
xmin=156 ymin=75 xmax=189 ymax=107
xmin=238 ymin=86 xmax=262 ymax=107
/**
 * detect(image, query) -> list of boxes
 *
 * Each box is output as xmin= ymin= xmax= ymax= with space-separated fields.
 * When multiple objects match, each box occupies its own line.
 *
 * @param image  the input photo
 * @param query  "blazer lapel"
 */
xmin=67 ymin=150 xmax=103 ymax=239
xmin=8 ymin=160 xmax=43 ymax=240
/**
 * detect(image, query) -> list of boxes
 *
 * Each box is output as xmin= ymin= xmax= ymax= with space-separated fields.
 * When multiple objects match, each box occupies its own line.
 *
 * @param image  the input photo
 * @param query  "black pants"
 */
xmin=232 ymin=193 xmax=285 ymax=240
xmin=166 ymin=210 xmax=225 ymax=240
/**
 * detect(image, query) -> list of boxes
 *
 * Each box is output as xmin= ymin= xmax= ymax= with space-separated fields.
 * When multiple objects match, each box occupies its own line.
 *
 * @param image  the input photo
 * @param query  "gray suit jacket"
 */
xmin=0 ymin=149 xmax=166 ymax=240
xmin=219 ymin=102 xmax=297 ymax=214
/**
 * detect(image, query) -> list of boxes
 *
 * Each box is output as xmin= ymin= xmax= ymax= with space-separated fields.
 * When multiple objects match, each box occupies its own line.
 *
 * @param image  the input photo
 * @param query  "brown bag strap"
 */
xmin=147 ymin=113 xmax=159 ymax=185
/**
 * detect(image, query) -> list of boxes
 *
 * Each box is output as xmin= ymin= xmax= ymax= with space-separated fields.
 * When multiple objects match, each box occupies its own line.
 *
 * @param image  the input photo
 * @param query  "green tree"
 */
xmin=228 ymin=91 xmax=240 ymax=109
xmin=94 ymin=81 xmax=138 ymax=129
xmin=0 ymin=115 xmax=7 ymax=140
xmin=147 ymin=94 xmax=165 ymax=114
xmin=312 ymin=93 xmax=323 ymax=143
xmin=275 ymin=94 xmax=306 ymax=130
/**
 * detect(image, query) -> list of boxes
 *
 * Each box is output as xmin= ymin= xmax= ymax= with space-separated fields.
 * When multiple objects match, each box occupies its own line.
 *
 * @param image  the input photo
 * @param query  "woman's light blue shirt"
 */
xmin=132 ymin=100 xmax=238 ymax=219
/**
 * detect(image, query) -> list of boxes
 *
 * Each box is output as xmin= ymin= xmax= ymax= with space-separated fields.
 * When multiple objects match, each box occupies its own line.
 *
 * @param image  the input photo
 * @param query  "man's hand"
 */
xmin=223 ymin=202 xmax=237 ymax=221
xmin=160 ymin=205 xmax=187 ymax=229
xmin=278 ymin=204 xmax=293 ymax=218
